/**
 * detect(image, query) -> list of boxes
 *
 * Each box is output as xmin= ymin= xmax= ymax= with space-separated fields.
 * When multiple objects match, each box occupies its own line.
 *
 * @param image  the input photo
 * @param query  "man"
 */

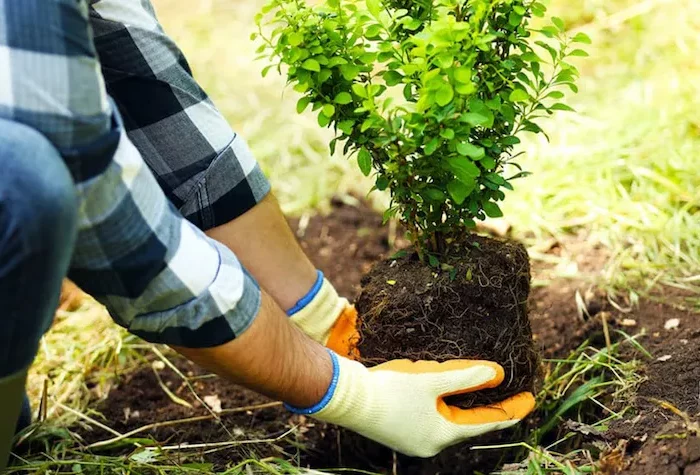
xmin=0 ymin=0 xmax=536 ymax=469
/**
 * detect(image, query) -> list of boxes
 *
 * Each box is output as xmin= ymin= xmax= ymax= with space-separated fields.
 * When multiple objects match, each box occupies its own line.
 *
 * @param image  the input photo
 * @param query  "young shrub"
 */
xmin=255 ymin=0 xmax=588 ymax=258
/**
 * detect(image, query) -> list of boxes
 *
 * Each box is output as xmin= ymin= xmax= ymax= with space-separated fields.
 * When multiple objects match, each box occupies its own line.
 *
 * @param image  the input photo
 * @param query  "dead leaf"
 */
xmin=565 ymin=419 xmax=604 ymax=437
xmin=203 ymin=394 xmax=222 ymax=414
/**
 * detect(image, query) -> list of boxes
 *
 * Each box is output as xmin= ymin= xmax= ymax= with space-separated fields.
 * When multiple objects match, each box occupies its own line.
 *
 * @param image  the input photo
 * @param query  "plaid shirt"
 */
xmin=0 ymin=0 xmax=271 ymax=347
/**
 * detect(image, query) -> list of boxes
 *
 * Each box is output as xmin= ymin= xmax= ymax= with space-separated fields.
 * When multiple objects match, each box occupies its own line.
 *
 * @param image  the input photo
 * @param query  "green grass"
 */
xmin=9 ymin=0 xmax=699 ymax=473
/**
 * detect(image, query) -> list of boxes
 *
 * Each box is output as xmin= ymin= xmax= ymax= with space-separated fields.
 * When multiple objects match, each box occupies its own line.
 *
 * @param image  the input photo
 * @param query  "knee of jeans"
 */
xmin=0 ymin=120 xmax=78 ymax=248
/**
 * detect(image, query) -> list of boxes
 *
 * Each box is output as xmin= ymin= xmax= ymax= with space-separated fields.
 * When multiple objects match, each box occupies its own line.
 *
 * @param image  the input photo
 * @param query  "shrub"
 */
xmin=255 ymin=0 xmax=588 ymax=258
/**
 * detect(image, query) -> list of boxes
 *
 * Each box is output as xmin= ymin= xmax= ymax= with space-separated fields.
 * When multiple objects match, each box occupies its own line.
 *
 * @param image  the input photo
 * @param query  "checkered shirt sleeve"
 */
xmin=88 ymin=0 xmax=271 ymax=231
xmin=0 ymin=0 xmax=261 ymax=347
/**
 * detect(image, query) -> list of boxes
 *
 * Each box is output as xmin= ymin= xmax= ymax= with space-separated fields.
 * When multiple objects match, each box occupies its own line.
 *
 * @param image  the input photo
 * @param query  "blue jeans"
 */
xmin=0 ymin=118 xmax=78 ymax=427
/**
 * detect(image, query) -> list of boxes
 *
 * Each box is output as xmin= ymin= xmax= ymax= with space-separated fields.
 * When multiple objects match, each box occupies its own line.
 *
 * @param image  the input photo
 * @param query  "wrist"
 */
xmin=284 ymin=349 xmax=341 ymax=414
xmin=287 ymin=271 xmax=347 ymax=345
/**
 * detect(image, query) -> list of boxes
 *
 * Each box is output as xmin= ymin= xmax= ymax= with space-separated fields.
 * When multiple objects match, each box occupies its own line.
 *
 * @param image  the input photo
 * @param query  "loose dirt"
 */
xmin=69 ymin=198 xmax=698 ymax=474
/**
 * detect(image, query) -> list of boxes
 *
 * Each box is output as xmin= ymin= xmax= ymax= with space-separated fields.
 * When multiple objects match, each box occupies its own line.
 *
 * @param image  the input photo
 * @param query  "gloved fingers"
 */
xmin=372 ymin=359 xmax=505 ymax=396
xmin=438 ymin=391 xmax=536 ymax=426
xmin=326 ymin=303 xmax=361 ymax=359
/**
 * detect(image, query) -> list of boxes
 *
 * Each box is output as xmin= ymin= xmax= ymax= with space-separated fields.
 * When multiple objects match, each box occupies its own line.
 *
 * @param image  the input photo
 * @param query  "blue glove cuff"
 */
xmin=284 ymin=349 xmax=340 ymax=415
xmin=286 ymin=269 xmax=324 ymax=316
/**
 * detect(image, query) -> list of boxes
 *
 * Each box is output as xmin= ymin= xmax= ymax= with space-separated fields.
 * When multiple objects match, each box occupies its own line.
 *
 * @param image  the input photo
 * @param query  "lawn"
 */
xmin=7 ymin=0 xmax=699 ymax=473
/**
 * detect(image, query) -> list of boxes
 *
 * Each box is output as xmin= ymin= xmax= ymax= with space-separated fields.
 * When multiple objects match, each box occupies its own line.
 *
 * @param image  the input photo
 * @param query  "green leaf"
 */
xmin=521 ymin=52 xmax=539 ymax=62
xmin=296 ymin=96 xmax=312 ymax=114
xmin=338 ymin=120 xmax=354 ymax=134
xmin=481 ymin=156 xmax=496 ymax=169
xmin=550 ymin=103 xmax=575 ymax=112
xmin=366 ymin=0 xmax=381 ymax=18
xmin=440 ymin=128 xmax=455 ymax=140
xmin=366 ymin=24 xmax=383 ymax=38
xmin=376 ymin=176 xmax=389 ymax=191
xmin=447 ymin=179 xmax=474 ymax=205
xmin=447 ymin=157 xmax=481 ymax=183
xmin=424 ymin=137 xmax=439 ymax=155
xmin=402 ymin=18 xmax=421 ymax=30
xmin=351 ymin=84 xmax=367 ymax=98
xmin=483 ymin=201 xmax=503 ymax=218
xmin=334 ymin=92 xmax=353 ymax=104
xmin=572 ymin=32 xmax=592 ymax=44
xmin=301 ymin=59 xmax=321 ymax=72
xmin=569 ymin=49 xmax=589 ymax=57
xmin=261 ymin=65 xmax=273 ymax=78
xmin=456 ymin=142 xmax=485 ymax=159
xmin=383 ymin=70 xmax=403 ymax=86
xmin=318 ymin=69 xmax=332 ymax=83
xmin=509 ymin=12 xmax=522 ymax=27
xmin=454 ymin=67 xmax=472 ymax=84
xmin=288 ymin=32 xmax=304 ymax=46
xmin=323 ymin=104 xmax=336 ymax=117
xmin=424 ymin=187 xmax=445 ymax=201
xmin=485 ymin=96 xmax=501 ymax=110
xmin=428 ymin=254 xmax=439 ymax=268
xmin=340 ymin=64 xmax=360 ymax=81
xmin=318 ymin=112 xmax=331 ymax=127
xmin=436 ymin=53 xmax=454 ymax=69
xmin=502 ymin=136 xmax=521 ymax=145
xmin=460 ymin=112 xmax=488 ymax=126
xmin=435 ymin=84 xmax=454 ymax=106
xmin=509 ymin=89 xmax=529 ymax=102
xmin=455 ymin=82 xmax=476 ymax=95
xmin=546 ymin=91 xmax=565 ymax=99
xmin=357 ymin=148 xmax=372 ymax=176
xmin=293 ymin=82 xmax=309 ymax=93
xmin=551 ymin=16 xmax=565 ymax=32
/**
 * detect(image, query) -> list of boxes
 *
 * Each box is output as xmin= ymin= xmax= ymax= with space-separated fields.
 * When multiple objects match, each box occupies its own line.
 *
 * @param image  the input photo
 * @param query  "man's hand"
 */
xmin=174 ymin=289 xmax=534 ymax=457
xmin=288 ymin=353 xmax=536 ymax=458
xmin=287 ymin=271 xmax=360 ymax=359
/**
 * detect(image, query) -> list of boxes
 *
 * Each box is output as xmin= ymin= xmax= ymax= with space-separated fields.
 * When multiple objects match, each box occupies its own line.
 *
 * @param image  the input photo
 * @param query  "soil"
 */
xmin=64 ymin=197 xmax=698 ymax=474
xmin=355 ymin=237 xmax=538 ymax=407
xmin=331 ymin=234 xmax=539 ymax=474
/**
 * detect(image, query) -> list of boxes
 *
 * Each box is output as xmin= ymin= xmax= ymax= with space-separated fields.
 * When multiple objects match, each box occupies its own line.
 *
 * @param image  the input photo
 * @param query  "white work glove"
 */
xmin=286 ymin=351 xmax=536 ymax=458
xmin=287 ymin=271 xmax=359 ymax=358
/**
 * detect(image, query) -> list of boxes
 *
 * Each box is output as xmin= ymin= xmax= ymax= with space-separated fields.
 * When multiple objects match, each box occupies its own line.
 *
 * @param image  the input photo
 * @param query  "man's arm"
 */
xmin=173 ymin=290 xmax=331 ymax=408
xmin=88 ymin=0 xmax=319 ymax=311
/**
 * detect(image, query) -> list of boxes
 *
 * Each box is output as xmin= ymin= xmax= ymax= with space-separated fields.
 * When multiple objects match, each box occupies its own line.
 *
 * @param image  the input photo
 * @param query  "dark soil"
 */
xmin=65 ymin=198 xmax=698 ymax=474
xmin=332 ymin=235 xmax=539 ymax=474
xmin=355 ymin=237 xmax=538 ymax=407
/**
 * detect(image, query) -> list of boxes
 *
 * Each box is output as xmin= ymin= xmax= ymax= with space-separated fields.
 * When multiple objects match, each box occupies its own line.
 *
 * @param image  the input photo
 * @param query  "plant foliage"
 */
xmin=255 ymin=0 xmax=588 ymax=256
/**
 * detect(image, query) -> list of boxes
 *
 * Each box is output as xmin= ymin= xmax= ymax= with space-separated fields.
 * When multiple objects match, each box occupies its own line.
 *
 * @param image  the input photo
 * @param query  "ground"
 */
xmin=13 ymin=199 xmax=698 ymax=474
xmin=7 ymin=0 xmax=700 ymax=473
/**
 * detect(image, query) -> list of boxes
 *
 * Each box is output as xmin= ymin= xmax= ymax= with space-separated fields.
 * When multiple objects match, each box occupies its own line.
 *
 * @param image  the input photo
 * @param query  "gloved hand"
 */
xmin=286 ymin=351 xmax=536 ymax=458
xmin=287 ymin=271 xmax=360 ymax=358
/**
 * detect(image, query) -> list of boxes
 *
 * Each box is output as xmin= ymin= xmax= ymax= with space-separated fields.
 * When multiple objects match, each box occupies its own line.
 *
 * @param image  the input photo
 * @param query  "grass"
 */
xmin=8 ymin=0 xmax=700 ymax=473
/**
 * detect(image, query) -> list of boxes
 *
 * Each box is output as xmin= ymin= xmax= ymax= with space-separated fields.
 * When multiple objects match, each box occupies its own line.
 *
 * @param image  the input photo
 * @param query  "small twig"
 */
xmin=55 ymin=402 xmax=122 ymax=437
xmin=86 ymin=401 xmax=282 ymax=449
xmin=151 ymin=346 xmax=233 ymax=438
xmin=600 ymin=313 xmax=612 ymax=365
xmin=158 ymin=426 xmax=296 ymax=451
xmin=151 ymin=363 xmax=192 ymax=409
xmin=39 ymin=378 xmax=49 ymax=422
